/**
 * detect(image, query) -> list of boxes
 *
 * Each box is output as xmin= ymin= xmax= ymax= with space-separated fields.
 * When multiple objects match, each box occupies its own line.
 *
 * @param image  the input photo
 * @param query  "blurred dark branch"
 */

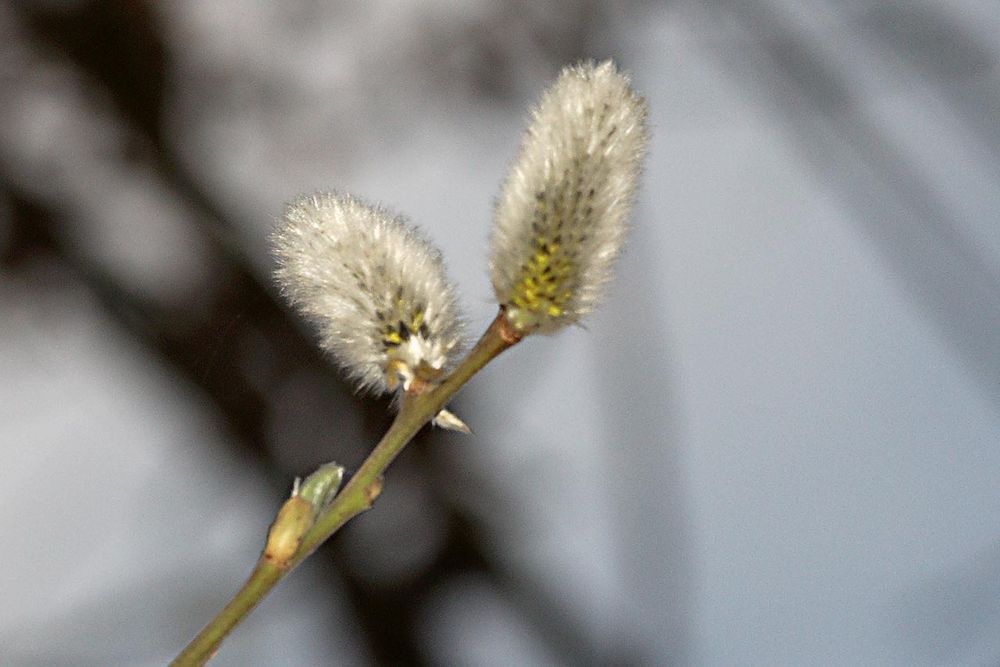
xmin=25 ymin=0 xmax=167 ymax=145
xmin=325 ymin=488 xmax=619 ymax=667
xmin=1 ymin=184 xmax=318 ymax=477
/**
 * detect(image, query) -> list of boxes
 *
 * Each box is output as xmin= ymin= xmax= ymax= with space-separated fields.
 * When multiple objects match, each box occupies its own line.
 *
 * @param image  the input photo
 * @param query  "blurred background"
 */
xmin=1 ymin=1 xmax=999 ymax=665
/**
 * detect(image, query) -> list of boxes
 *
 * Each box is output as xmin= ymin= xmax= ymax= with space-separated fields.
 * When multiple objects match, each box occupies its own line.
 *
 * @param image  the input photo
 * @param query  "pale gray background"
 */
xmin=1 ymin=1 xmax=999 ymax=665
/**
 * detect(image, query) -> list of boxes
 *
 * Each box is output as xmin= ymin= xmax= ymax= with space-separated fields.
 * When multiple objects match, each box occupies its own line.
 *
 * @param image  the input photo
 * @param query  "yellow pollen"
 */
xmin=508 ymin=234 xmax=575 ymax=318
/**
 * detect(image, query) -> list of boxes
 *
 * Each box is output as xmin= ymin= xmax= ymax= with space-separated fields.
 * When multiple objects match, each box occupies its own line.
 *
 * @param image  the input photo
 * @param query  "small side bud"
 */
xmin=264 ymin=463 xmax=345 ymax=567
xmin=432 ymin=407 xmax=472 ymax=434
xmin=264 ymin=496 xmax=314 ymax=567
xmin=273 ymin=193 xmax=465 ymax=394
xmin=490 ymin=60 xmax=648 ymax=334
xmin=297 ymin=462 xmax=346 ymax=509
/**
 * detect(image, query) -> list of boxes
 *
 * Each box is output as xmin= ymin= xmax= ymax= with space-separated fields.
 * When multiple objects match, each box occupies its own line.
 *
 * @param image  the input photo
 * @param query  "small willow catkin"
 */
xmin=272 ymin=193 xmax=464 ymax=393
xmin=490 ymin=60 xmax=649 ymax=334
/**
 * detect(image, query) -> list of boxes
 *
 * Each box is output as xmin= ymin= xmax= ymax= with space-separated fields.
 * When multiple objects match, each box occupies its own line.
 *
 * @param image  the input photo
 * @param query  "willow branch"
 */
xmin=171 ymin=310 xmax=521 ymax=666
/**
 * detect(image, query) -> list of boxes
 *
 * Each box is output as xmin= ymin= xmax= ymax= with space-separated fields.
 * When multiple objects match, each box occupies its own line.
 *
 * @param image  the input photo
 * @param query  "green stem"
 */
xmin=171 ymin=560 xmax=282 ymax=666
xmin=171 ymin=311 xmax=519 ymax=666
xmin=296 ymin=309 xmax=518 ymax=562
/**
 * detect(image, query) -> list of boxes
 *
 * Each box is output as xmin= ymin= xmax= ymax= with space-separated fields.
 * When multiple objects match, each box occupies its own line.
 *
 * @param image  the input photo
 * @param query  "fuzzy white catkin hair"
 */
xmin=272 ymin=193 xmax=464 ymax=394
xmin=490 ymin=60 xmax=648 ymax=334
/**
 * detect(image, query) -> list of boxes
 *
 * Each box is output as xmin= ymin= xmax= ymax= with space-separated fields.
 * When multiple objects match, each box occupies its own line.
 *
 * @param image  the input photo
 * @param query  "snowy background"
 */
xmin=1 ymin=1 xmax=999 ymax=665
